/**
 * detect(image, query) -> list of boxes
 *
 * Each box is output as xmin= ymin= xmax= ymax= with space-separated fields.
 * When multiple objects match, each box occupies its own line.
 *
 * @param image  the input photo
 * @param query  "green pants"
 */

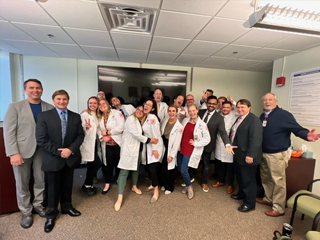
xmin=117 ymin=153 xmax=142 ymax=195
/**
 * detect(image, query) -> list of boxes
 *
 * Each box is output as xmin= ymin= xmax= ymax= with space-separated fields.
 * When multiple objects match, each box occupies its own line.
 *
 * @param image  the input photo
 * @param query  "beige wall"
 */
xmin=272 ymin=45 xmax=320 ymax=194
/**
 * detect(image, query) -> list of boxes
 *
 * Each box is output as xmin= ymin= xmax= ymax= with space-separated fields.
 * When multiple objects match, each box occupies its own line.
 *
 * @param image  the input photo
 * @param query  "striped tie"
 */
xmin=61 ymin=111 xmax=67 ymax=145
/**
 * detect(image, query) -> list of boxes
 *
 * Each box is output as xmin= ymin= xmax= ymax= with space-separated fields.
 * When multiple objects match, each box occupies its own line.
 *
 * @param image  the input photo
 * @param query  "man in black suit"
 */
xmin=198 ymin=96 xmax=232 ymax=192
xmin=36 ymin=90 xmax=84 ymax=233
xmin=231 ymin=99 xmax=262 ymax=213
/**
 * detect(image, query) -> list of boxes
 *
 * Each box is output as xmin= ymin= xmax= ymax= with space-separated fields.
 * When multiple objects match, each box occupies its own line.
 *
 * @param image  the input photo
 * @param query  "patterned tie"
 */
xmin=203 ymin=113 xmax=210 ymax=124
xmin=61 ymin=111 xmax=67 ymax=145
xmin=230 ymin=116 xmax=242 ymax=143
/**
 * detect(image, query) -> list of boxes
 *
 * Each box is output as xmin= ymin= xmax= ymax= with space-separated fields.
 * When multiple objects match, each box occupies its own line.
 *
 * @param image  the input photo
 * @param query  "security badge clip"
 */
xmin=262 ymin=120 xmax=267 ymax=127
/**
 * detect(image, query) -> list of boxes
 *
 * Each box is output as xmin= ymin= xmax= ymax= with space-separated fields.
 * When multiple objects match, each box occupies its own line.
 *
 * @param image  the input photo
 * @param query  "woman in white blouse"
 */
xmin=160 ymin=105 xmax=183 ymax=195
xmin=98 ymin=99 xmax=124 ymax=195
xmin=80 ymin=96 xmax=101 ymax=196
xmin=142 ymin=99 xmax=164 ymax=203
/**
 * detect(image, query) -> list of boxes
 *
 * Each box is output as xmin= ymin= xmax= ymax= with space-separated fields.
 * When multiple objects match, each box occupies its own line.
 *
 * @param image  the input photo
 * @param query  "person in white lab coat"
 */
xmin=80 ymin=96 xmax=102 ymax=196
xmin=178 ymin=104 xmax=211 ymax=199
xmin=114 ymin=106 xmax=158 ymax=211
xmin=153 ymin=89 xmax=168 ymax=122
xmin=142 ymin=99 xmax=164 ymax=204
xmin=160 ymin=105 xmax=183 ymax=194
xmin=98 ymin=99 xmax=124 ymax=195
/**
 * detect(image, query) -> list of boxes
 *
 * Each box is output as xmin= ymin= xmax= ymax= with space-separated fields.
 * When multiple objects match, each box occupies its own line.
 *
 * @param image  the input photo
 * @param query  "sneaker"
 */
xmin=202 ymin=184 xmax=209 ymax=193
xmin=164 ymin=190 xmax=172 ymax=195
xmin=160 ymin=186 xmax=165 ymax=191
xmin=181 ymin=178 xmax=195 ymax=187
xmin=81 ymin=185 xmax=96 ymax=196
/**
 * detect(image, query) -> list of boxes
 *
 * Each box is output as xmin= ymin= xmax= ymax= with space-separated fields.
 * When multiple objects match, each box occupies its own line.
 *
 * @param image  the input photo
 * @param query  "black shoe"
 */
xmin=231 ymin=194 xmax=245 ymax=200
xmin=81 ymin=185 xmax=97 ymax=196
xmin=44 ymin=218 xmax=55 ymax=233
xmin=238 ymin=205 xmax=255 ymax=213
xmin=101 ymin=187 xmax=111 ymax=195
xmin=61 ymin=208 xmax=81 ymax=217
xmin=209 ymin=173 xmax=217 ymax=180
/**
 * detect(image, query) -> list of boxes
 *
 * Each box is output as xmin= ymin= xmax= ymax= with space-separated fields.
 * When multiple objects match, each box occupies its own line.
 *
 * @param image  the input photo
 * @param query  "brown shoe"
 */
xmin=211 ymin=182 xmax=225 ymax=188
xmin=256 ymin=198 xmax=272 ymax=206
xmin=201 ymin=184 xmax=209 ymax=192
xmin=227 ymin=186 xmax=234 ymax=194
xmin=265 ymin=208 xmax=284 ymax=217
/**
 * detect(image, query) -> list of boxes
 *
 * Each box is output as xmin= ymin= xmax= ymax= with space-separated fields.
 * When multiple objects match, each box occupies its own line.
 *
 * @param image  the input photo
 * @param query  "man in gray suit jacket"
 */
xmin=3 ymin=79 xmax=54 ymax=228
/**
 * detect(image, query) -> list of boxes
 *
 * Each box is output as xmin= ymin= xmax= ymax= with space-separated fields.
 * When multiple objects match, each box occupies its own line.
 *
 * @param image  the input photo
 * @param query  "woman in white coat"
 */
xmin=114 ymin=106 xmax=158 ymax=211
xmin=80 ymin=96 xmax=101 ymax=196
xmin=160 ymin=105 xmax=183 ymax=195
xmin=178 ymin=104 xmax=211 ymax=199
xmin=142 ymin=99 xmax=164 ymax=204
xmin=98 ymin=99 xmax=124 ymax=195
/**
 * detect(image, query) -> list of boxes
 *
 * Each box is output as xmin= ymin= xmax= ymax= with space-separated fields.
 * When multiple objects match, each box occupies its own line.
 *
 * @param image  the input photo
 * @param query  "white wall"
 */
xmin=272 ymin=45 xmax=320 ymax=194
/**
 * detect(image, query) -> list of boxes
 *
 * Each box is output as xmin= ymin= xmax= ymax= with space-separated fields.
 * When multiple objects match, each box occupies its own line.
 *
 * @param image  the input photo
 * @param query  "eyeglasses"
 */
xmin=186 ymin=98 xmax=194 ymax=101
xmin=144 ymin=103 xmax=153 ymax=108
xmin=136 ymin=108 xmax=144 ymax=113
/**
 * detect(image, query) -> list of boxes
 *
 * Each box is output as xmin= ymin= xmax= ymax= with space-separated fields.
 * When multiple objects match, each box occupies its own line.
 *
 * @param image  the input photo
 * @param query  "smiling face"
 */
xmin=207 ymin=98 xmax=217 ymax=112
xmin=217 ymin=98 xmax=226 ymax=109
xmin=174 ymin=95 xmax=184 ymax=108
xmin=88 ymin=98 xmax=98 ymax=112
xmin=25 ymin=81 xmax=43 ymax=103
xmin=188 ymin=105 xmax=199 ymax=120
xmin=97 ymin=91 xmax=105 ymax=100
xmin=263 ymin=93 xmax=278 ymax=111
xmin=153 ymin=89 xmax=163 ymax=103
xmin=111 ymin=97 xmax=121 ymax=107
xmin=222 ymin=103 xmax=232 ymax=116
xmin=99 ymin=99 xmax=110 ymax=113
xmin=168 ymin=106 xmax=178 ymax=120
xmin=135 ymin=106 xmax=144 ymax=119
xmin=236 ymin=103 xmax=251 ymax=116
xmin=144 ymin=100 xmax=154 ymax=114
xmin=53 ymin=94 xmax=69 ymax=111
xmin=185 ymin=94 xmax=194 ymax=106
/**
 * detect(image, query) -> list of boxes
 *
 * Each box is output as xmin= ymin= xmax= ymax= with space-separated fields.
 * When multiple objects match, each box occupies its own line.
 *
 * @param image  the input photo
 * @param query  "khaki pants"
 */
xmin=260 ymin=151 xmax=289 ymax=214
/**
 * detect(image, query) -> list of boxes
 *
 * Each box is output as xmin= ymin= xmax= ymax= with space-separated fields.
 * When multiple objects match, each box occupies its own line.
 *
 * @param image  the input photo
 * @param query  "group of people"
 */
xmin=3 ymin=79 xmax=320 ymax=234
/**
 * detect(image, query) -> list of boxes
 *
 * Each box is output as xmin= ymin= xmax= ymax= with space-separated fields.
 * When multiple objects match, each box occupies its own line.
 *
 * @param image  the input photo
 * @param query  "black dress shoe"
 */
xmin=101 ymin=187 xmax=111 ymax=195
xmin=231 ymin=194 xmax=245 ymax=200
xmin=238 ymin=205 xmax=255 ymax=213
xmin=61 ymin=208 xmax=81 ymax=217
xmin=44 ymin=219 xmax=55 ymax=233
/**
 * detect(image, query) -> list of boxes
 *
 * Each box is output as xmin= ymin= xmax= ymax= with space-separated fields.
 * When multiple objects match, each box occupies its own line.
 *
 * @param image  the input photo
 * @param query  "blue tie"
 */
xmin=61 ymin=111 xmax=67 ymax=145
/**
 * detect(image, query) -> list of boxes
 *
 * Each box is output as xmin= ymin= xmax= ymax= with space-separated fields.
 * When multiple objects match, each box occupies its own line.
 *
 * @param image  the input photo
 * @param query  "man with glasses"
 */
xmin=198 ymin=96 xmax=232 ymax=192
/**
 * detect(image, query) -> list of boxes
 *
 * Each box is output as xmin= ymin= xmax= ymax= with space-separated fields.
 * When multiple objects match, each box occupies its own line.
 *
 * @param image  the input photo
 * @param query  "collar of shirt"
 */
xmin=56 ymin=108 xmax=68 ymax=121
xmin=239 ymin=112 xmax=249 ymax=121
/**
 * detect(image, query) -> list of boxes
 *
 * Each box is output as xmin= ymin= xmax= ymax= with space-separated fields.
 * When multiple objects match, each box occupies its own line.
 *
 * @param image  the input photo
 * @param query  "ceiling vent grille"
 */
xmin=99 ymin=3 xmax=157 ymax=34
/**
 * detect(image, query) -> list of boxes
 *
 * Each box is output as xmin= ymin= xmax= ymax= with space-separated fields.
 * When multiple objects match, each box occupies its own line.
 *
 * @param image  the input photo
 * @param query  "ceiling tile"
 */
xmin=40 ymin=0 xmax=107 ymax=30
xmin=117 ymin=49 xmax=148 ymax=62
xmin=217 ymin=0 xmax=254 ymax=20
xmin=174 ymin=54 xmax=208 ymax=65
xmin=196 ymin=18 xmax=250 ymax=43
xmin=111 ymin=32 xmax=152 ymax=51
xmin=200 ymin=56 xmax=235 ymax=67
xmin=147 ymin=51 xmax=178 ymax=64
xmin=13 ymin=23 xmax=75 ymax=44
xmin=242 ymin=48 xmax=295 ymax=61
xmin=0 ymin=40 xmax=25 ymax=54
xmin=223 ymin=59 xmax=261 ymax=69
xmin=0 ymin=0 xmax=57 ymax=25
xmin=150 ymin=37 xmax=190 ymax=53
xmin=154 ymin=10 xmax=211 ymax=39
xmin=233 ymin=29 xmax=291 ymax=47
xmin=266 ymin=35 xmax=320 ymax=51
xmin=182 ymin=40 xmax=227 ymax=56
xmin=0 ymin=21 xmax=35 ymax=41
xmin=161 ymin=0 xmax=228 ymax=16
xmin=43 ymin=43 xmax=89 ymax=59
xmin=2 ymin=40 xmax=60 ymax=57
xmin=64 ymin=28 xmax=113 ymax=48
xmin=214 ymin=44 xmax=260 ymax=58
xmin=81 ymin=46 xmax=118 ymax=59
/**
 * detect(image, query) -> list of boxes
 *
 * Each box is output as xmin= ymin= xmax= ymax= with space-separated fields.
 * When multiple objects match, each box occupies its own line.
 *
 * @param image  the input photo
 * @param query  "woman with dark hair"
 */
xmin=114 ymin=106 xmax=158 ymax=211
xmin=160 ymin=105 xmax=183 ymax=194
xmin=142 ymin=99 xmax=164 ymax=203
xmin=179 ymin=104 xmax=210 ymax=199
xmin=98 ymin=99 xmax=124 ymax=195
xmin=80 ymin=96 xmax=101 ymax=196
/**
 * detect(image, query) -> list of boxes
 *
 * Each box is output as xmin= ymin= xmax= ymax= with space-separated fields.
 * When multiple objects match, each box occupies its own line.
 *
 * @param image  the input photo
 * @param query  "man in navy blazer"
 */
xmin=36 ymin=90 xmax=84 ymax=233
xmin=231 ymin=99 xmax=262 ymax=213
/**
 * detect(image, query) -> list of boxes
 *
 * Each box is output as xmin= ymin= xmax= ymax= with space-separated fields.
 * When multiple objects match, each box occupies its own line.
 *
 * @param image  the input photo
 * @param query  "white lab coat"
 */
xmin=141 ymin=114 xmax=164 ymax=165
xmin=215 ymin=111 xmax=237 ymax=163
xmin=80 ymin=112 xmax=99 ymax=162
xmin=118 ymin=115 xmax=148 ymax=171
xmin=160 ymin=118 xmax=184 ymax=170
xmin=121 ymin=104 xmax=135 ymax=118
xmin=157 ymin=102 xmax=168 ymax=122
xmin=98 ymin=109 xmax=124 ymax=165
xmin=181 ymin=116 xmax=211 ymax=168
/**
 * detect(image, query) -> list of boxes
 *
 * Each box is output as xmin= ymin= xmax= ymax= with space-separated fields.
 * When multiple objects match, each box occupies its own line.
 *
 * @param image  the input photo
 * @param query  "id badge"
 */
xmin=262 ymin=120 xmax=267 ymax=127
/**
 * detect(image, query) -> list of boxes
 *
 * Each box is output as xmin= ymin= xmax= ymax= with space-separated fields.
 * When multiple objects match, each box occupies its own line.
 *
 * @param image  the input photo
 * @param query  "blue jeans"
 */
xmin=177 ymin=152 xmax=191 ymax=187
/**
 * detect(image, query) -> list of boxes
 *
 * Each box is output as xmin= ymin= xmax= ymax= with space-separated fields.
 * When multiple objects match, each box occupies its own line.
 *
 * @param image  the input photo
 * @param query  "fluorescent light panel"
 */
xmin=99 ymin=76 xmax=123 ymax=82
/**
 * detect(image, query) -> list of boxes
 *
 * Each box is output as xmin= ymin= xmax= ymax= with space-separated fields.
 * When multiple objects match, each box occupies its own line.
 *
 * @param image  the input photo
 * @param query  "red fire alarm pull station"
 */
xmin=276 ymin=76 xmax=286 ymax=87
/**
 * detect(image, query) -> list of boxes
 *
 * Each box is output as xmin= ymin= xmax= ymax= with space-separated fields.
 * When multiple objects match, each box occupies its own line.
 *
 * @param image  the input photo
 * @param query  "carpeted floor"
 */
xmin=0 ymin=168 xmax=317 ymax=240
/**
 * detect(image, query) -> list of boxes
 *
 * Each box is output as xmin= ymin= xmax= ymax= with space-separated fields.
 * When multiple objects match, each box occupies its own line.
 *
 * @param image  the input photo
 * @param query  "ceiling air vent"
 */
xmin=99 ymin=3 xmax=157 ymax=34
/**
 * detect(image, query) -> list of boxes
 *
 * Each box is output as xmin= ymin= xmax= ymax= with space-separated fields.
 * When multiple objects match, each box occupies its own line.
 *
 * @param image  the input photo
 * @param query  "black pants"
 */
xmin=215 ymin=158 xmax=234 ymax=186
xmin=161 ymin=137 xmax=174 ymax=191
xmin=148 ymin=162 xmax=160 ymax=187
xmin=84 ymin=146 xmax=101 ymax=186
xmin=201 ymin=151 xmax=212 ymax=184
xmin=103 ymin=145 xmax=120 ymax=183
xmin=234 ymin=161 xmax=257 ymax=208
xmin=45 ymin=164 xmax=74 ymax=219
